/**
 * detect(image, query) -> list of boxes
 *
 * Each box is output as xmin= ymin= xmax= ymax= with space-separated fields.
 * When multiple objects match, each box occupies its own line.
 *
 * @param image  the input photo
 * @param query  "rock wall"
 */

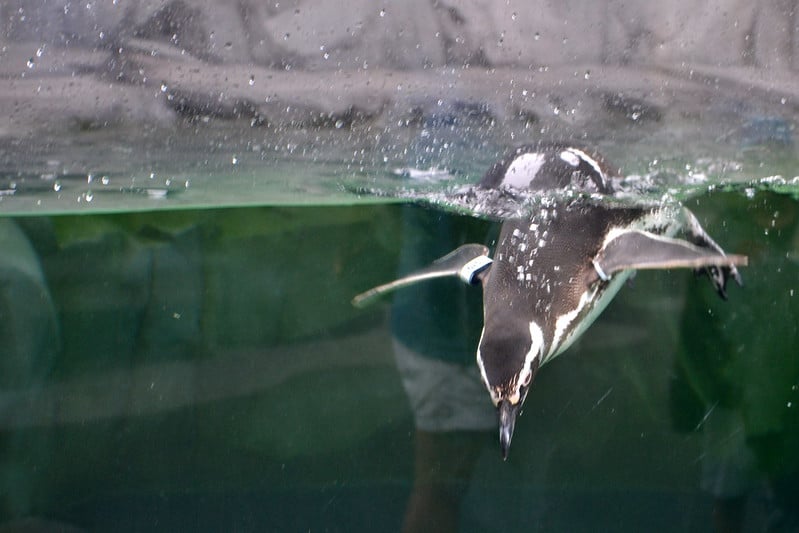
xmin=5 ymin=0 xmax=798 ymax=70
xmin=1 ymin=0 xmax=798 ymax=137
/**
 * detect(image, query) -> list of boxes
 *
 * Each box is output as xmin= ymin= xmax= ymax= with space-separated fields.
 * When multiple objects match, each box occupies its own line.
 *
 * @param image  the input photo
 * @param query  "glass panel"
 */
xmin=1 ymin=1 xmax=798 ymax=531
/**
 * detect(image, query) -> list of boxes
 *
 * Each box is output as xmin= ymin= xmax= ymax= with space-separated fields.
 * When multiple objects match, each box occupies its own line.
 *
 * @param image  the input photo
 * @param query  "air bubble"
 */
xmin=147 ymin=189 xmax=168 ymax=199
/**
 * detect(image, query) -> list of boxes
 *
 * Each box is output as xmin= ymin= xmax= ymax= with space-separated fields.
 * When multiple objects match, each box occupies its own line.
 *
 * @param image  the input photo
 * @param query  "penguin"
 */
xmin=353 ymin=143 xmax=748 ymax=460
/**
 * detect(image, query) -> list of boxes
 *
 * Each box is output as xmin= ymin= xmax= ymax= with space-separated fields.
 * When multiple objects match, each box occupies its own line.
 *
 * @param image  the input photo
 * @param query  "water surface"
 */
xmin=1 ymin=118 xmax=798 ymax=532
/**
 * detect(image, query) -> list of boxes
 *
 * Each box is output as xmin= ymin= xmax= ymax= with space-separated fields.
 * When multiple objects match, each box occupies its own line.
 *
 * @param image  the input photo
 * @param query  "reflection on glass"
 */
xmin=389 ymin=204 xmax=494 ymax=532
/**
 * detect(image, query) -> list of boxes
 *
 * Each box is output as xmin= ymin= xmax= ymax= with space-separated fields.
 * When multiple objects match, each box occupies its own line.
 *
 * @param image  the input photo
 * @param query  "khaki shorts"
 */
xmin=392 ymin=339 xmax=496 ymax=432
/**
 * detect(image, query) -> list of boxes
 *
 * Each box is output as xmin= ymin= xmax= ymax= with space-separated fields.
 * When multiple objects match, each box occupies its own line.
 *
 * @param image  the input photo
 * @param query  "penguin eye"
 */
xmin=522 ymin=371 xmax=533 ymax=387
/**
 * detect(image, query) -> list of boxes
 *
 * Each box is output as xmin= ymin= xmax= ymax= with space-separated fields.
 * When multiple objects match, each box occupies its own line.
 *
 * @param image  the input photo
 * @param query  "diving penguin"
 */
xmin=353 ymin=143 xmax=748 ymax=460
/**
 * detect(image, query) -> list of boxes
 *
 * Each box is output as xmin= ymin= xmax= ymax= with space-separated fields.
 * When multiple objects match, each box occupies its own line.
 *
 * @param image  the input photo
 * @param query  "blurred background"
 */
xmin=0 ymin=1 xmax=798 ymax=532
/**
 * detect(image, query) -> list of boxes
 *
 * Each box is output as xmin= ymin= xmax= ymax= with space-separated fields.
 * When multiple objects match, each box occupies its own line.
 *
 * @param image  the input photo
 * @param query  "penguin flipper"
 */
xmin=677 ymin=208 xmax=745 ymax=299
xmin=352 ymin=244 xmax=491 ymax=308
xmin=591 ymin=230 xmax=748 ymax=288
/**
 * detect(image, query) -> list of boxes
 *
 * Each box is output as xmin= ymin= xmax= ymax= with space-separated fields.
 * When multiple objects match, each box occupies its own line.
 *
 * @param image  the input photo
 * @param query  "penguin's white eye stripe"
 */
xmin=526 ymin=322 xmax=545 ymax=365
xmin=563 ymin=147 xmax=607 ymax=187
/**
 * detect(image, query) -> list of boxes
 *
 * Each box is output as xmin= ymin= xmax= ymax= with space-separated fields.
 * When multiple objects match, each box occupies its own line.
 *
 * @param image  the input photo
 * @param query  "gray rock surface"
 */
xmin=1 ymin=0 xmax=798 ymax=138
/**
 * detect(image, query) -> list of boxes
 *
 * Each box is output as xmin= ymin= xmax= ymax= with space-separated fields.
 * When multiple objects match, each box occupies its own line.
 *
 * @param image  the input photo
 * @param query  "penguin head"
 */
xmin=476 ymin=317 xmax=545 ymax=460
xmin=479 ymin=143 xmax=616 ymax=194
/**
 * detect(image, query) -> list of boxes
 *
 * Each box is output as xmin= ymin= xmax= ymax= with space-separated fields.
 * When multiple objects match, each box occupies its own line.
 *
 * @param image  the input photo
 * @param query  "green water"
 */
xmin=1 ymin=120 xmax=799 ymax=531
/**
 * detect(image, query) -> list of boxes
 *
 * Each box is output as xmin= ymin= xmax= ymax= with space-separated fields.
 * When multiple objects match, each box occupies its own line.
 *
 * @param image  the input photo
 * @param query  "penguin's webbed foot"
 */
xmin=695 ymin=264 xmax=743 ymax=300
xmin=680 ymin=208 xmax=745 ymax=300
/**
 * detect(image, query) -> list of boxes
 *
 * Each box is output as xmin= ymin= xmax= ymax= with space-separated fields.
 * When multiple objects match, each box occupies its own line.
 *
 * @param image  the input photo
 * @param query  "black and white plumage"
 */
xmin=353 ymin=143 xmax=747 ymax=460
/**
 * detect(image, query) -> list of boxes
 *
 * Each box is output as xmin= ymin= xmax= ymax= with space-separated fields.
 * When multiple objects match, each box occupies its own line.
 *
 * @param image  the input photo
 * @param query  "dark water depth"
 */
xmin=0 ymin=190 xmax=797 ymax=532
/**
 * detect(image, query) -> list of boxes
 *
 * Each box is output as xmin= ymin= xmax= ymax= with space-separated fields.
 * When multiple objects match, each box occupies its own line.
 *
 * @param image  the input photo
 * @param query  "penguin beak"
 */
xmin=498 ymin=400 xmax=520 ymax=460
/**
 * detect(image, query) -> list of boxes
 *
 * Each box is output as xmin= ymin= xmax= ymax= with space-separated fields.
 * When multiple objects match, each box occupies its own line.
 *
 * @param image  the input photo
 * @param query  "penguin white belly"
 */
xmin=543 ymin=269 xmax=632 ymax=365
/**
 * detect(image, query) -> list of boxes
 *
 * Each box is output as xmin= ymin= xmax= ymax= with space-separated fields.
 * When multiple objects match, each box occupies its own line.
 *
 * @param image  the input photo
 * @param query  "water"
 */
xmin=1 ymin=118 xmax=798 ymax=532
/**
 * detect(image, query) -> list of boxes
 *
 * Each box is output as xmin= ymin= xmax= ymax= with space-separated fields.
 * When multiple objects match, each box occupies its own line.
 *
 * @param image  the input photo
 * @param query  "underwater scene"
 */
xmin=0 ymin=111 xmax=798 ymax=533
